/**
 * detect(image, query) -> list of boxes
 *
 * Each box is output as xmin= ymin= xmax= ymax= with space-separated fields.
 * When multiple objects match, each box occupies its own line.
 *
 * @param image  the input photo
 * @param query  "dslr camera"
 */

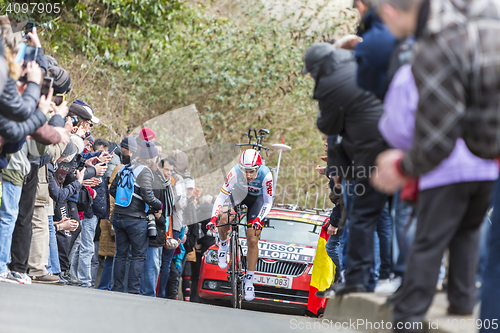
xmin=146 ymin=214 xmax=157 ymax=238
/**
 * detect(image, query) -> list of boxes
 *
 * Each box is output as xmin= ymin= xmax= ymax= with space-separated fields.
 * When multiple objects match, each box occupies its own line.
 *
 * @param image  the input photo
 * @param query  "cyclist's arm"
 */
xmin=211 ymin=167 xmax=237 ymax=220
xmin=255 ymin=172 xmax=274 ymax=222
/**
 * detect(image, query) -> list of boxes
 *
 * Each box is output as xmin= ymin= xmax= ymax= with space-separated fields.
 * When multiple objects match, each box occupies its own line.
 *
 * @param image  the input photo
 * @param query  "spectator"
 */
xmin=372 ymin=0 xmax=499 ymax=329
xmin=119 ymin=136 xmax=137 ymax=165
xmin=27 ymin=65 xmax=72 ymax=284
xmin=70 ymin=138 xmax=110 ymax=288
xmin=158 ymin=157 xmax=181 ymax=298
xmin=303 ymin=43 xmax=389 ymax=296
xmin=139 ymin=155 xmax=171 ymax=297
xmin=0 ymin=17 xmax=55 ymax=145
xmin=159 ymin=150 xmax=189 ymax=298
xmin=353 ymin=0 xmax=397 ymax=99
xmin=51 ymin=142 xmax=85 ymax=285
xmin=97 ymin=164 xmax=123 ymax=290
xmin=109 ymin=141 xmax=163 ymax=294
xmin=181 ymin=177 xmax=201 ymax=301
xmin=191 ymin=194 xmax=215 ymax=302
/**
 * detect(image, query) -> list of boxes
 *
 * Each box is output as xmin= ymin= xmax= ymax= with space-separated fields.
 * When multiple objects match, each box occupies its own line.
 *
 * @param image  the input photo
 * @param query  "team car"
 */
xmin=198 ymin=205 xmax=330 ymax=312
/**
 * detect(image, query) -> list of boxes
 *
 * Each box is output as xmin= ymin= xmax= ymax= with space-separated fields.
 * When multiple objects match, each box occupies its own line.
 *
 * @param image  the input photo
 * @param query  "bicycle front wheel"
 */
xmin=230 ymin=233 xmax=242 ymax=309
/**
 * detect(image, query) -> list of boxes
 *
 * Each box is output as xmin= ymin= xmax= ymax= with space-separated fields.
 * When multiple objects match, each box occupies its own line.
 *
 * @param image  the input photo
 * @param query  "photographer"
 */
xmin=109 ymin=141 xmax=163 ymax=294
xmin=139 ymin=153 xmax=173 ymax=297
xmin=0 ymin=18 xmax=67 ymax=146
xmin=70 ymin=139 xmax=110 ymax=288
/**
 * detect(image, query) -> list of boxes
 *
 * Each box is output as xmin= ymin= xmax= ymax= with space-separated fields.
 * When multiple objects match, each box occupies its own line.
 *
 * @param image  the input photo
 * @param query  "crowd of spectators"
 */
xmin=0 ymin=16 xmax=214 ymax=301
xmin=307 ymin=0 xmax=500 ymax=331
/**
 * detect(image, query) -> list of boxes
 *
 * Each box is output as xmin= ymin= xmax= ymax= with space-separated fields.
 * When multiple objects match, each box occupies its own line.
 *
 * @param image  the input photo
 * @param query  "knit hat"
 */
xmin=45 ymin=55 xmax=59 ymax=70
xmin=72 ymin=100 xmax=99 ymax=124
xmin=120 ymin=136 xmax=137 ymax=153
xmin=138 ymin=127 xmax=156 ymax=142
xmin=167 ymin=150 xmax=189 ymax=176
xmin=136 ymin=140 xmax=158 ymax=160
xmin=48 ymin=66 xmax=71 ymax=94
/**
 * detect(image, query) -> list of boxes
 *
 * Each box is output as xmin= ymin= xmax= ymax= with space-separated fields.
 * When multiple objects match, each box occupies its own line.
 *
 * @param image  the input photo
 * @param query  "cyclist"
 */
xmin=207 ymin=149 xmax=274 ymax=301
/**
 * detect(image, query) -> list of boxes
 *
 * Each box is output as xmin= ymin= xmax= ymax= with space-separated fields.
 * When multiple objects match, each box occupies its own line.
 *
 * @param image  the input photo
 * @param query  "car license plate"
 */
xmin=253 ymin=274 xmax=292 ymax=289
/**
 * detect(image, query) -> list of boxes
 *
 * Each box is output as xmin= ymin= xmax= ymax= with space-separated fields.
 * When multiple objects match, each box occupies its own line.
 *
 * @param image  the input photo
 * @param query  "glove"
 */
xmin=206 ymin=216 xmax=217 ymax=230
xmin=250 ymin=217 xmax=264 ymax=230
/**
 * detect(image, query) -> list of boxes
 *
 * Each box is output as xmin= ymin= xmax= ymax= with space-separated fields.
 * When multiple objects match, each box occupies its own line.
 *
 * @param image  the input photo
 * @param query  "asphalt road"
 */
xmin=0 ymin=282 xmax=358 ymax=333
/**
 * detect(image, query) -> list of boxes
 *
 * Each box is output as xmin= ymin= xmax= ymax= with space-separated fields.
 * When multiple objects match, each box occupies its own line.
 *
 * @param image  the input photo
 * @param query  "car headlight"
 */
xmin=202 ymin=280 xmax=221 ymax=290
xmin=308 ymin=265 xmax=313 ymax=275
xmin=205 ymin=249 xmax=219 ymax=265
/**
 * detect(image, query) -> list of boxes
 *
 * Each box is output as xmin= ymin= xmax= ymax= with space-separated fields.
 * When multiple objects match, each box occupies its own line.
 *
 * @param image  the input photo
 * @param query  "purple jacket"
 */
xmin=378 ymin=65 xmax=498 ymax=191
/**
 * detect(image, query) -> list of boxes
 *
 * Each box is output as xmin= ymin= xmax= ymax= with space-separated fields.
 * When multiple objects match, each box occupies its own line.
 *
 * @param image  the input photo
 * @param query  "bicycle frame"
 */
xmin=216 ymin=194 xmax=247 ymax=309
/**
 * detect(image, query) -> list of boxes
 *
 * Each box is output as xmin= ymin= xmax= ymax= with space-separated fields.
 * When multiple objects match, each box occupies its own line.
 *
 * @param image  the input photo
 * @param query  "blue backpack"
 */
xmin=115 ymin=164 xmax=151 ymax=212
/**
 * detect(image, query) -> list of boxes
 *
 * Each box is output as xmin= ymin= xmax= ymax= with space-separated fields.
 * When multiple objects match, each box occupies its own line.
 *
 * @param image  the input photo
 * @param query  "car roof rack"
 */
xmin=272 ymin=187 xmax=333 ymax=216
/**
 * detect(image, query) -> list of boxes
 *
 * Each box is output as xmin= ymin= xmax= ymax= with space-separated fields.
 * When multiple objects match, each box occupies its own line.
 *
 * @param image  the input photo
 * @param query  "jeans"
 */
xmin=341 ymin=180 xmax=355 ymax=271
xmin=376 ymin=204 xmax=392 ymax=280
xmin=0 ymin=180 xmax=22 ymax=274
xmin=70 ymin=215 xmax=99 ymax=287
xmin=112 ymin=214 xmax=148 ymax=294
xmin=341 ymin=179 xmax=382 ymax=288
xmin=98 ymin=256 xmax=114 ymax=290
xmin=140 ymin=246 xmax=162 ymax=296
xmin=480 ymin=177 xmax=500 ymax=332
xmin=91 ymin=240 xmax=99 ymax=286
xmin=370 ymin=232 xmax=380 ymax=292
xmin=325 ymin=229 xmax=343 ymax=282
xmin=9 ymin=163 xmax=39 ymax=274
xmin=345 ymin=176 xmax=388 ymax=287
xmin=392 ymin=194 xmax=415 ymax=276
xmin=158 ymin=230 xmax=180 ymax=298
xmin=47 ymin=215 xmax=61 ymax=275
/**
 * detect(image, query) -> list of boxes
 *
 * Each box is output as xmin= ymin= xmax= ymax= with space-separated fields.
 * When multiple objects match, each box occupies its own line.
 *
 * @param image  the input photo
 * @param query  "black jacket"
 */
xmin=110 ymin=163 xmax=163 ymax=219
xmin=85 ymin=176 xmax=109 ymax=219
xmin=314 ymin=49 xmax=387 ymax=180
xmin=196 ymin=202 xmax=215 ymax=253
xmin=148 ymin=169 xmax=168 ymax=247
xmin=48 ymin=163 xmax=82 ymax=222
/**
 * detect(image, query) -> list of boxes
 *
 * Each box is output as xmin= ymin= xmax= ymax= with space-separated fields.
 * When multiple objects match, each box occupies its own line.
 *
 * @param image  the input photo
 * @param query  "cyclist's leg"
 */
xmin=243 ymin=195 xmax=263 ymax=301
xmin=244 ymin=194 xmax=262 ymax=271
xmin=217 ymin=206 xmax=234 ymax=242
xmin=217 ymin=200 xmax=236 ymax=270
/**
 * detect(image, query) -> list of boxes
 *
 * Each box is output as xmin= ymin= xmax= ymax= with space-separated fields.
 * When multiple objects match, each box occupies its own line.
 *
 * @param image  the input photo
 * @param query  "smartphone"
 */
xmin=14 ymin=43 xmax=26 ymax=64
xmin=109 ymin=146 xmax=118 ymax=154
xmin=52 ymin=94 xmax=65 ymax=106
xmin=40 ymin=77 xmax=53 ymax=97
xmin=23 ymin=45 xmax=38 ymax=66
xmin=24 ymin=22 xmax=35 ymax=41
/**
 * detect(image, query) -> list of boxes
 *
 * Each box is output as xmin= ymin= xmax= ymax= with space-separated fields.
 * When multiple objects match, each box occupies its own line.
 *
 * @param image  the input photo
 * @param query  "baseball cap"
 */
xmin=69 ymin=102 xmax=92 ymax=121
xmin=72 ymin=100 xmax=99 ymax=124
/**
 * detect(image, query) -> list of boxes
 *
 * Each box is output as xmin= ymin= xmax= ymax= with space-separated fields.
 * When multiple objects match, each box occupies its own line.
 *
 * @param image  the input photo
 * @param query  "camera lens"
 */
xmin=147 ymin=214 xmax=157 ymax=238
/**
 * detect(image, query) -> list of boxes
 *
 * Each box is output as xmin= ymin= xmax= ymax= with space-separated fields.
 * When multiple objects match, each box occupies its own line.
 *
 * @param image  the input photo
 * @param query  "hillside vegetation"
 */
xmin=1 ymin=0 xmax=357 ymax=206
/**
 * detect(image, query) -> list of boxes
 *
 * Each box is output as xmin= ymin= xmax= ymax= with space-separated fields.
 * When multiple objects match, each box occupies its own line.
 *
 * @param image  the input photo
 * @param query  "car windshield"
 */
xmin=240 ymin=218 xmax=321 ymax=247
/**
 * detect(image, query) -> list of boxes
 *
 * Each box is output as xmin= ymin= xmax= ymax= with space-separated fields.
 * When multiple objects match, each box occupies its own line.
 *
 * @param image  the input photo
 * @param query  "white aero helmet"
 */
xmin=239 ymin=149 xmax=262 ymax=171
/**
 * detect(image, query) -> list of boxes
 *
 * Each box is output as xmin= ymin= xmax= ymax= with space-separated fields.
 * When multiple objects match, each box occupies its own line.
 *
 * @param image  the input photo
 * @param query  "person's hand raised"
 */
xmin=38 ymin=88 xmax=54 ymax=115
xmin=27 ymin=61 xmax=42 ymax=85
